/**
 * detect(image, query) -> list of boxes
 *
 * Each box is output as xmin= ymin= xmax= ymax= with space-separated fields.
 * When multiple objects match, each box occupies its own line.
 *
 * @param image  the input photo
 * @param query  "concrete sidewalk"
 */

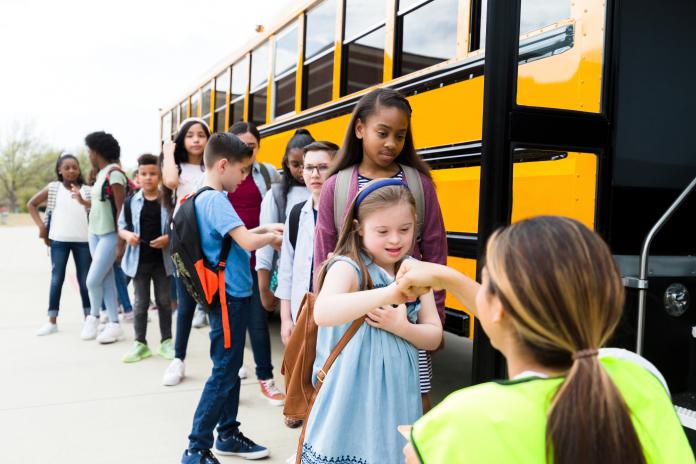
xmin=0 ymin=226 xmax=473 ymax=463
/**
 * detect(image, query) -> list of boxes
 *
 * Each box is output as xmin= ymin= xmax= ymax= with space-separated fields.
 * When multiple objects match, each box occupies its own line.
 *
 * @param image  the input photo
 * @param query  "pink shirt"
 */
xmin=313 ymin=165 xmax=447 ymax=321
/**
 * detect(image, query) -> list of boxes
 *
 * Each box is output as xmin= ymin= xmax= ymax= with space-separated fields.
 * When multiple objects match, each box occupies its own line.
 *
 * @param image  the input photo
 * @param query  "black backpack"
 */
xmin=170 ymin=187 xmax=233 ymax=348
xmin=288 ymin=200 xmax=304 ymax=250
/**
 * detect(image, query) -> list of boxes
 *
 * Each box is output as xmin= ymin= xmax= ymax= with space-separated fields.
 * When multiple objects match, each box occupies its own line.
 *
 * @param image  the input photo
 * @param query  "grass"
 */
xmin=0 ymin=213 xmax=34 ymax=227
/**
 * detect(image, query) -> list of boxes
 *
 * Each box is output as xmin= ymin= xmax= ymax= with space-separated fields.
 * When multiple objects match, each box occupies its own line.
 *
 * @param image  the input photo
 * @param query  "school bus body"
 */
xmin=160 ymin=0 xmax=606 ymax=338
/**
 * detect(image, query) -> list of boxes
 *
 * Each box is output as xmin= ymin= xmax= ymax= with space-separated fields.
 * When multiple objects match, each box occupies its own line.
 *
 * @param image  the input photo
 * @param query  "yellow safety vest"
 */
xmin=411 ymin=357 xmax=694 ymax=463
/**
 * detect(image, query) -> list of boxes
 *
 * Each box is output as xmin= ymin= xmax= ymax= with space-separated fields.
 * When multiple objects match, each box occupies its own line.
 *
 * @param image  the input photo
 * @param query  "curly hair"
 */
xmin=85 ymin=131 xmax=120 ymax=161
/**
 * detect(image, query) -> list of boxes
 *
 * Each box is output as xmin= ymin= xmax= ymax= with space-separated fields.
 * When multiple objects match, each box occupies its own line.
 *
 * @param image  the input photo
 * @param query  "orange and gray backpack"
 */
xmin=169 ymin=186 xmax=233 ymax=348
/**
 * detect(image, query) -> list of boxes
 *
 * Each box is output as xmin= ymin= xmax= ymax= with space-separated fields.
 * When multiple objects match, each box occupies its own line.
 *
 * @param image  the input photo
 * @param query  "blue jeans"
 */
xmin=175 ymin=275 xmax=197 ymax=360
xmin=248 ymin=271 xmax=273 ymax=380
xmin=87 ymin=232 xmax=119 ymax=323
xmin=113 ymin=264 xmax=133 ymax=312
xmin=48 ymin=241 xmax=91 ymax=317
xmin=188 ymin=295 xmax=250 ymax=451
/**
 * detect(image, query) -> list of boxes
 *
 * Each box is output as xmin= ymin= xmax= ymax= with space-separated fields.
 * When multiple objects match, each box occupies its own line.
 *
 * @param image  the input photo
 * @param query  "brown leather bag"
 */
xmin=281 ymin=292 xmax=363 ymax=422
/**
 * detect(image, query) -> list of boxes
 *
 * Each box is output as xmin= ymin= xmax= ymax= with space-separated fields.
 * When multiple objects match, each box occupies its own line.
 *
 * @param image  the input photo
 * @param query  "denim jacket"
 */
xmin=117 ymin=190 xmax=173 ymax=278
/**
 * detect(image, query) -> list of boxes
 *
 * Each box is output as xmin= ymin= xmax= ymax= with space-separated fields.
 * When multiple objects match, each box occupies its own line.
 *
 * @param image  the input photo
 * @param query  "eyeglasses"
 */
xmin=303 ymin=164 xmax=330 ymax=174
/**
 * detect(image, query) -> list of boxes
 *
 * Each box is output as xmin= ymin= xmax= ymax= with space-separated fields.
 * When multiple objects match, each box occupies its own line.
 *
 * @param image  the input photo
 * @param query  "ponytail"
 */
xmin=547 ymin=353 xmax=646 ymax=464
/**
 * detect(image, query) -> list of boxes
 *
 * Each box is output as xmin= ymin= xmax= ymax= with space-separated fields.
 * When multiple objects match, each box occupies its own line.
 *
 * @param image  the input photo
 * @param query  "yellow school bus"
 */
xmin=160 ymin=0 xmax=605 ymax=340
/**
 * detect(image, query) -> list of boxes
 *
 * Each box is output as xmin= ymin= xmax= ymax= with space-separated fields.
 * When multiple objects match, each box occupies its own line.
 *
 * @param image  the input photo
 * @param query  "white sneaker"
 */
xmin=81 ymin=315 xmax=99 ymax=340
xmin=96 ymin=322 xmax=124 ymax=344
xmin=238 ymin=365 xmax=248 ymax=379
xmin=36 ymin=322 xmax=57 ymax=336
xmin=163 ymin=358 xmax=185 ymax=386
xmin=192 ymin=309 xmax=208 ymax=328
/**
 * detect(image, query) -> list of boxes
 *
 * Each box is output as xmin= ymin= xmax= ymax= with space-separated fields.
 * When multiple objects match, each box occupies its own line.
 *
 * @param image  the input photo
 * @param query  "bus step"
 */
xmin=674 ymin=392 xmax=696 ymax=430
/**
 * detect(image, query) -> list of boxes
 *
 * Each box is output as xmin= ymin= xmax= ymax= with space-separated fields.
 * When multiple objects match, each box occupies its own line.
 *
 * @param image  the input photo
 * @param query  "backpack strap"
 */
xmin=124 ymin=194 xmax=134 ymax=232
xmin=259 ymin=163 xmax=272 ymax=191
xmin=44 ymin=182 xmax=59 ymax=226
xmin=271 ymin=183 xmax=288 ymax=223
xmin=218 ymin=235 xmax=233 ymax=349
xmin=101 ymin=165 xmax=127 ymax=228
xmin=288 ymin=201 xmax=304 ymax=250
xmin=332 ymin=167 xmax=353 ymax=232
xmin=400 ymin=164 xmax=425 ymax=241
xmin=295 ymin=316 xmax=364 ymax=463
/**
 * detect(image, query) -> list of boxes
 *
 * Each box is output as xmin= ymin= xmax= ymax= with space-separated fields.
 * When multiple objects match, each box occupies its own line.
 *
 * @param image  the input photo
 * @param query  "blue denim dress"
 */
xmin=301 ymin=255 xmax=422 ymax=464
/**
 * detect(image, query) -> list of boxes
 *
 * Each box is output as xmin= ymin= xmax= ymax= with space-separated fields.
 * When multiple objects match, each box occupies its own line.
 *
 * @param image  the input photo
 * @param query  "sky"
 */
xmin=0 ymin=0 xmax=294 ymax=167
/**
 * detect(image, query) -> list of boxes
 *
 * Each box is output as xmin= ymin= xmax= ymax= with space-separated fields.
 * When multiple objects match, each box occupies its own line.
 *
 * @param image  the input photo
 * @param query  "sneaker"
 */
xmin=122 ymin=341 xmax=152 ymax=363
xmin=80 ymin=315 xmax=99 ymax=340
xmin=192 ymin=309 xmax=208 ymax=328
xmin=36 ymin=322 xmax=57 ymax=336
xmin=123 ymin=311 xmax=134 ymax=322
xmin=238 ymin=365 xmax=248 ymax=379
xmin=163 ymin=358 xmax=185 ymax=386
xmin=96 ymin=322 xmax=124 ymax=344
xmin=181 ymin=449 xmax=220 ymax=464
xmin=158 ymin=338 xmax=175 ymax=360
xmin=259 ymin=379 xmax=285 ymax=406
xmin=214 ymin=430 xmax=270 ymax=460
xmin=99 ymin=310 xmax=108 ymax=324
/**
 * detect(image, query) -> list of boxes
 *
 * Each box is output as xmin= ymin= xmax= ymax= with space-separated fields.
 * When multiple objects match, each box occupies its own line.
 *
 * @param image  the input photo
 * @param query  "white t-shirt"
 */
xmin=174 ymin=162 xmax=206 ymax=214
xmin=49 ymin=183 xmax=89 ymax=242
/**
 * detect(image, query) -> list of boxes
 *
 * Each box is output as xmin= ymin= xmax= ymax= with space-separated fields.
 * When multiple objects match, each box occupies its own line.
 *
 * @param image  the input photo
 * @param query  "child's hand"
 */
xmin=70 ymin=185 xmax=84 ymax=203
xmin=269 ymin=233 xmax=282 ymax=251
xmin=126 ymin=232 xmax=140 ymax=247
xmin=396 ymin=260 xmax=436 ymax=300
xmin=39 ymin=224 xmax=50 ymax=246
xmin=265 ymin=223 xmax=284 ymax=235
xmin=260 ymin=287 xmax=278 ymax=312
xmin=150 ymin=235 xmax=169 ymax=249
xmin=163 ymin=141 xmax=176 ymax=158
xmin=366 ymin=304 xmax=408 ymax=335
xmin=280 ymin=318 xmax=294 ymax=346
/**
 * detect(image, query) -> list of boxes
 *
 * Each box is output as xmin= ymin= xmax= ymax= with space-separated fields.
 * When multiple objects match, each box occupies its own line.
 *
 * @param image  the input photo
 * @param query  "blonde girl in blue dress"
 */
xmin=300 ymin=179 xmax=443 ymax=463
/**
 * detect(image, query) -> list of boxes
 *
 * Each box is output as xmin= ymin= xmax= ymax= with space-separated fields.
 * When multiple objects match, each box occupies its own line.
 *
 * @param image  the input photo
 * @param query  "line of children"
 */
xmin=118 ymin=154 xmax=175 ymax=362
xmin=28 ymin=153 xmax=92 ymax=335
xmin=180 ymin=132 xmax=283 ymax=463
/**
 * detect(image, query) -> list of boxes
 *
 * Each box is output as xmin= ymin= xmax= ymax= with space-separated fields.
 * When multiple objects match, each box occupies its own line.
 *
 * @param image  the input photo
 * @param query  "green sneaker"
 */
xmin=158 ymin=338 xmax=175 ymax=360
xmin=122 ymin=342 xmax=152 ymax=363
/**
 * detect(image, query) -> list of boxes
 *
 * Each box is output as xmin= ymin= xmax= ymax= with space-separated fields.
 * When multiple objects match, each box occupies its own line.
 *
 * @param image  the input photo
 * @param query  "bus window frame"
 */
xmin=250 ymin=42 xmax=271 ymax=126
xmin=301 ymin=0 xmax=337 ymax=110
xmin=201 ymin=80 xmax=214 ymax=127
xmin=272 ymin=20 xmax=300 ymax=120
xmin=213 ymin=68 xmax=231 ymax=132
xmin=230 ymin=55 xmax=250 ymax=127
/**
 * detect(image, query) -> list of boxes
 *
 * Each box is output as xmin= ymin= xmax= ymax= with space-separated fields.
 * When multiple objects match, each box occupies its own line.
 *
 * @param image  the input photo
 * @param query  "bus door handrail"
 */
xmin=636 ymin=174 xmax=696 ymax=355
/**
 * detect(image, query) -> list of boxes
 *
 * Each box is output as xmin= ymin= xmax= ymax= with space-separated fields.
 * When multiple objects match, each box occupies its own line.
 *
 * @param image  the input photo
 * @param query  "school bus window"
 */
xmin=396 ymin=0 xmax=458 ymax=78
xmin=303 ymin=0 xmax=336 ymax=109
xmin=191 ymin=91 xmax=201 ymax=118
xmin=344 ymin=0 xmax=385 ymax=42
xmin=169 ymin=109 xmax=177 ymax=139
xmin=230 ymin=57 xmax=248 ymax=126
xmin=179 ymin=101 xmax=187 ymax=124
xmin=201 ymin=81 xmax=213 ymax=122
xmin=305 ymin=0 xmax=335 ymax=59
xmin=273 ymin=22 xmax=298 ymax=119
xmin=162 ymin=112 xmax=171 ymax=143
xmin=214 ymin=70 xmax=229 ymax=132
xmin=474 ymin=0 xmax=571 ymax=50
xmin=250 ymin=43 xmax=269 ymax=126
xmin=344 ymin=26 xmax=385 ymax=95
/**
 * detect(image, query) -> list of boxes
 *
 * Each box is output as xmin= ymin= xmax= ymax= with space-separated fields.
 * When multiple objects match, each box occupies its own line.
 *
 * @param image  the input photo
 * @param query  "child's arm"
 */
xmin=314 ymin=261 xmax=409 ymax=327
xmin=27 ymin=186 xmax=49 ymax=245
xmin=161 ymin=142 xmax=180 ymax=189
xmin=117 ymin=205 xmax=139 ymax=246
xmin=229 ymin=226 xmax=282 ymax=252
xmin=366 ymin=290 xmax=442 ymax=350
xmin=280 ymin=299 xmax=293 ymax=346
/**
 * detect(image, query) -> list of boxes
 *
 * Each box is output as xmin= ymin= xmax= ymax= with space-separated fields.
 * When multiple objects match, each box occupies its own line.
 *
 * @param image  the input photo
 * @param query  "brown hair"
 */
xmin=485 ymin=216 xmax=645 ymax=464
xmin=316 ymin=180 xmax=416 ymax=291
xmin=303 ymin=140 xmax=339 ymax=159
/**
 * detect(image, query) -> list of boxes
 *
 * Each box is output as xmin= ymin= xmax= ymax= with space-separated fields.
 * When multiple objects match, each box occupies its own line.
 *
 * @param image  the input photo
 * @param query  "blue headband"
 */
xmin=354 ymin=178 xmax=406 ymax=212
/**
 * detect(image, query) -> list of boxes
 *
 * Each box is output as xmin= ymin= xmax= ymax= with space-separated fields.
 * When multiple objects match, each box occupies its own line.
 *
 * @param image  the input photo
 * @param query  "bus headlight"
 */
xmin=664 ymin=283 xmax=689 ymax=317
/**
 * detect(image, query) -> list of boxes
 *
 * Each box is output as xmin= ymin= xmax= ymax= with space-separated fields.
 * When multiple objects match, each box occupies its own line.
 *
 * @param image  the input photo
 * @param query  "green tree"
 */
xmin=0 ymin=124 xmax=47 ymax=212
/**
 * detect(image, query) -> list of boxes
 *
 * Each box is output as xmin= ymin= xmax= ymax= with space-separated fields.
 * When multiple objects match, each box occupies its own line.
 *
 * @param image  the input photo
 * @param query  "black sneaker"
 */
xmin=214 ymin=430 xmax=270 ymax=460
xmin=181 ymin=449 xmax=221 ymax=464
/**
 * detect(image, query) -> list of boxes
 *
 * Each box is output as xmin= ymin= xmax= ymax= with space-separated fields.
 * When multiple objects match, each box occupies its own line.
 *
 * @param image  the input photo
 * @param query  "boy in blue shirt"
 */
xmin=181 ymin=132 xmax=283 ymax=464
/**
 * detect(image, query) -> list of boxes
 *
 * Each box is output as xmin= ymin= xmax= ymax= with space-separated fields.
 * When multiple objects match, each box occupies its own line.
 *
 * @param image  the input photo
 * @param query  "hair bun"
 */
xmin=294 ymin=128 xmax=310 ymax=136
